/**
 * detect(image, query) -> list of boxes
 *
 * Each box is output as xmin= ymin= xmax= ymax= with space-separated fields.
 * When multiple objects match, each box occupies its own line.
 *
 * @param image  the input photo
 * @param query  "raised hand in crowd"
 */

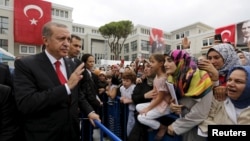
xmin=181 ymin=37 xmax=191 ymax=49
xmin=197 ymin=59 xmax=219 ymax=81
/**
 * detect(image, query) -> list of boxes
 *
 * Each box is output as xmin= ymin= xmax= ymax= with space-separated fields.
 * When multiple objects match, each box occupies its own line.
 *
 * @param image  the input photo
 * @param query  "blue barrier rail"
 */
xmin=94 ymin=119 xmax=122 ymax=141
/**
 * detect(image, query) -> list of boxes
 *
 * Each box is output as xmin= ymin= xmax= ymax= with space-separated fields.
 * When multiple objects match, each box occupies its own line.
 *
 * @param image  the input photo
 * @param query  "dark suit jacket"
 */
xmin=79 ymin=69 xmax=101 ymax=111
xmin=72 ymin=57 xmax=82 ymax=67
xmin=0 ymin=84 xmax=20 ymax=141
xmin=0 ymin=63 xmax=13 ymax=88
xmin=14 ymin=52 xmax=93 ymax=141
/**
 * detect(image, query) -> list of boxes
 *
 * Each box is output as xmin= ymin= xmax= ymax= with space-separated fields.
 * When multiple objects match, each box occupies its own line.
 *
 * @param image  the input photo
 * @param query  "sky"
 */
xmin=48 ymin=0 xmax=250 ymax=32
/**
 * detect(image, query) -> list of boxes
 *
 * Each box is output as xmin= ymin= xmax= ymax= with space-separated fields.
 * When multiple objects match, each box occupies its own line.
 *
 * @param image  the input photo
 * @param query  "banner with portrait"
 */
xmin=236 ymin=20 xmax=250 ymax=47
xmin=149 ymin=28 xmax=165 ymax=54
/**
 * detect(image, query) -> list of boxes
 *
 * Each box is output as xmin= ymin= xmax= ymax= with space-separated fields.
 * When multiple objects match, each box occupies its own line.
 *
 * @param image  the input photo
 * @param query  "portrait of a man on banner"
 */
xmin=149 ymin=28 xmax=165 ymax=54
xmin=236 ymin=20 xmax=250 ymax=47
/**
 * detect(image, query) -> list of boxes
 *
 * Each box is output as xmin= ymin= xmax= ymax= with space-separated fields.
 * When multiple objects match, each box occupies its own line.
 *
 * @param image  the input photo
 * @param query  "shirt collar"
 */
xmin=45 ymin=50 xmax=64 ymax=65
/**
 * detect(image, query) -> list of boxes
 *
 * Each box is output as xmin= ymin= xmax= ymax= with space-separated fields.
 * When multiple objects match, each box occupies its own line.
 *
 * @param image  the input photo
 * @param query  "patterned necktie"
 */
xmin=55 ymin=61 xmax=67 ymax=84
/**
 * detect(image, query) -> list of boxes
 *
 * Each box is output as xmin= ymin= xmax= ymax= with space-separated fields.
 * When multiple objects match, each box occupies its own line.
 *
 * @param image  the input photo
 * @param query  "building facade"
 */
xmin=0 ymin=0 xmax=246 ymax=67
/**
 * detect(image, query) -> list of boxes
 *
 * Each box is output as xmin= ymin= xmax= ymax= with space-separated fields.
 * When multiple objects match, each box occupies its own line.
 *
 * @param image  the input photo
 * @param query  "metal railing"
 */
xmin=94 ymin=119 xmax=122 ymax=141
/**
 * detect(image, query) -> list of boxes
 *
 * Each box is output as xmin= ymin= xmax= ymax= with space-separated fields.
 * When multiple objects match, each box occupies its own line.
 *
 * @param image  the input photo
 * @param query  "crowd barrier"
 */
xmin=94 ymin=119 xmax=122 ymax=141
xmin=80 ymin=96 xmax=182 ymax=141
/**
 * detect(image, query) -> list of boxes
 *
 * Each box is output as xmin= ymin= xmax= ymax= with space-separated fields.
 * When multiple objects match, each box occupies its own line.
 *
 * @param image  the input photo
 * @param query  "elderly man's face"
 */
xmin=44 ymin=25 xmax=71 ymax=60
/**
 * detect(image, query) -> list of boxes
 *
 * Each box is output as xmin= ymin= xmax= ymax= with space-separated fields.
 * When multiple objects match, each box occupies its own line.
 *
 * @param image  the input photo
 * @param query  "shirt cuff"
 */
xmin=88 ymin=111 xmax=95 ymax=116
xmin=64 ymin=84 xmax=71 ymax=95
xmin=213 ymin=80 xmax=219 ymax=86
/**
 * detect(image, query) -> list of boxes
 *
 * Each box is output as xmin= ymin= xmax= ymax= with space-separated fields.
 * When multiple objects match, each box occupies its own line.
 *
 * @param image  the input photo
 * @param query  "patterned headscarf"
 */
xmin=207 ymin=43 xmax=241 ymax=75
xmin=227 ymin=66 xmax=250 ymax=109
xmin=167 ymin=50 xmax=213 ymax=99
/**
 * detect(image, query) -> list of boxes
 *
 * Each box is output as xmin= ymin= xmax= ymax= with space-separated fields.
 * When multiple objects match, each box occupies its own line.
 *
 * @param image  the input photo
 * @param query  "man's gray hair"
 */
xmin=42 ymin=22 xmax=68 ymax=37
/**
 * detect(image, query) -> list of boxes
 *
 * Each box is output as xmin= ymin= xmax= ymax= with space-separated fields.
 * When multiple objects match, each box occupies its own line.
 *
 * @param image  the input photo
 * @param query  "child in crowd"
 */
xmin=136 ymin=54 xmax=171 ymax=141
xmin=119 ymin=70 xmax=137 ymax=137
xmin=105 ymin=72 xmax=120 ymax=101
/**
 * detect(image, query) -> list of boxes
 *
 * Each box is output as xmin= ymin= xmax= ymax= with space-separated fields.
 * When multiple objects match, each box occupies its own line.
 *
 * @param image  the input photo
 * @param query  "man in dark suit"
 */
xmin=0 ymin=63 xmax=13 ymax=88
xmin=13 ymin=22 xmax=100 ymax=141
xmin=0 ymin=84 xmax=20 ymax=141
xmin=68 ymin=34 xmax=82 ymax=66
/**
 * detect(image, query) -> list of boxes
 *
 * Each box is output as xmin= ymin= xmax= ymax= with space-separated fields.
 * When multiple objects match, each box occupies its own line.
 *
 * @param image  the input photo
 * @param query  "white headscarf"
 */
xmin=207 ymin=43 xmax=241 ymax=75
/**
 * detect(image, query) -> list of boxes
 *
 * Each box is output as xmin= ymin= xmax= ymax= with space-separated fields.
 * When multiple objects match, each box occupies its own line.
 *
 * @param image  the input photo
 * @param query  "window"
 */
xmin=141 ymin=40 xmax=149 ymax=51
xmin=0 ymin=39 xmax=8 ymax=51
xmin=124 ymin=43 xmax=129 ymax=53
xmin=202 ymin=39 xmax=208 ymax=46
xmin=51 ymin=9 xmax=54 ymax=15
xmin=164 ymin=34 xmax=171 ymax=40
xmin=72 ymin=26 xmax=84 ymax=34
xmin=52 ymin=8 xmax=69 ymax=19
xmin=91 ymin=29 xmax=99 ymax=34
xmin=131 ymin=54 xmax=137 ymax=61
xmin=140 ymin=28 xmax=150 ymax=35
xmin=94 ymin=53 xmax=105 ymax=64
xmin=202 ymin=37 xmax=214 ymax=47
xmin=141 ymin=53 xmax=149 ymax=60
xmin=131 ymin=40 xmax=137 ymax=51
xmin=65 ymin=11 xmax=68 ymax=18
xmin=56 ymin=9 xmax=59 ymax=16
xmin=110 ymin=55 xmax=115 ymax=60
xmin=0 ymin=16 xmax=8 ymax=34
xmin=0 ymin=0 xmax=9 ymax=6
xmin=165 ymin=45 xmax=171 ymax=54
xmin=181 ymin=32 xmax=185 ymax=38
xmin=20 ymin=45 xmax=36 ymax=54
xmin=60 ymin=10 xmax=64 ymax=17
xmin=124 ymin=55 xmax=129 ymax=61
xmin=176 ymin=44 xmax=182 ymax=50
xmin=185 ymin=31 xmax=190 ymax=37
xmin=209 ymin=38 xmax=214 ymax=45
xmin=176 ymin=34 xmax=180 ymax=39
xmin=5 ymin=0 xmax=9 ymax=6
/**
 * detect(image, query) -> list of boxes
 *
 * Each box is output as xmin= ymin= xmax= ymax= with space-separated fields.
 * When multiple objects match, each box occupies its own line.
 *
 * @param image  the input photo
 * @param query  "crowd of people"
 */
xmin=1 ymin=21 xmax=250 ymax=141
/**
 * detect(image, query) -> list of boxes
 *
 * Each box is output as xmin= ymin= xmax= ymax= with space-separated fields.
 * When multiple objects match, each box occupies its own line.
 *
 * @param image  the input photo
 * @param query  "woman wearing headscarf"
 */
xmin=127 ymin=59 xmax=156 ymax=141
xmin=236 ymin=50 xmax=250 ymax=66
xmin=164 ymin=49 xmax=213 ymax=141
xmin=198 ymin=43 xmax=241 ymax=101
xmin=198 ymin=65 xmax=250 ymax=138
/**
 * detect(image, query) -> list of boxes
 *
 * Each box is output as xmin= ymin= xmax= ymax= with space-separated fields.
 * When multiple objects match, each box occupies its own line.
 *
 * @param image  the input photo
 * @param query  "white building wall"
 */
xmin=1 ymin=0 xmax=240 ymax=66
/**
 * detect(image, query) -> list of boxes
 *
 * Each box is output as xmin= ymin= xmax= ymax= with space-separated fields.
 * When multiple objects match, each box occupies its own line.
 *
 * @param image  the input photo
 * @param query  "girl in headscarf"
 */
xmin=198 ymin=65 xmax=250 ymax=137
xmin=165 ymin=49 xmax=213 ymax=141
xmin=198 ymin=43 xmax=241 ymax=101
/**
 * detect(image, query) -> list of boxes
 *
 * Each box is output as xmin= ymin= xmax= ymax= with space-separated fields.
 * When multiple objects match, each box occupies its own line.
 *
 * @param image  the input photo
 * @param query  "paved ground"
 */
xmin=93 ymin=129 xmax=111 ymax=141
xmin=93 ymin=129 xmax=101 ymax=141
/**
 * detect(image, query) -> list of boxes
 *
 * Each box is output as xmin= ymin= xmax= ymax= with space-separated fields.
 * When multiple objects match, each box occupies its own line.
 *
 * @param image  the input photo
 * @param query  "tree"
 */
xmin=99 ymin=20 xmax=134 ymax=60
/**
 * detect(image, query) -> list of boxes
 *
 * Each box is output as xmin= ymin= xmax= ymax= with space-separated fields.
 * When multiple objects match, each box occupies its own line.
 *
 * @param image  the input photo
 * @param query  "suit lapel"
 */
xmin=64 ymin=58 xmax=74 ymax=79
xmin=38 ymin=52 xmax=60 ymax=85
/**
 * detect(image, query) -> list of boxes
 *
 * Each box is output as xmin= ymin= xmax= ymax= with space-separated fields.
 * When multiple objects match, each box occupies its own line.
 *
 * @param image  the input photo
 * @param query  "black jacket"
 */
xmin=0 ymin=84 xmax=21 ymax=141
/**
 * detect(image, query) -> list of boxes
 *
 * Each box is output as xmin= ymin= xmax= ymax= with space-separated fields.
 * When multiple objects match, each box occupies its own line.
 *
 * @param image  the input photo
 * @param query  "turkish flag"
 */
xmin=14 ymin=0 xmax=51 ymax=45
xmin=215 ymin=24 xmax=236 ymax=44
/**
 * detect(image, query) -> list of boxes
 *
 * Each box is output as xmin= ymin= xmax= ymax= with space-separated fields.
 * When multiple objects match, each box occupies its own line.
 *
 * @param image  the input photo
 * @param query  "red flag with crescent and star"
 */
xmin=215 ymin=24 xmax=236 ymax=44
xmin=14 ymin=0 xmax=51 ymax=45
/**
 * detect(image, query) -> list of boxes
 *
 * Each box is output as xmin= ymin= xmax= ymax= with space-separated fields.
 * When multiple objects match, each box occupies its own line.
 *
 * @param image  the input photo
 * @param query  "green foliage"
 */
xmin=99 ymin=20 xmax=134 ymax=59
